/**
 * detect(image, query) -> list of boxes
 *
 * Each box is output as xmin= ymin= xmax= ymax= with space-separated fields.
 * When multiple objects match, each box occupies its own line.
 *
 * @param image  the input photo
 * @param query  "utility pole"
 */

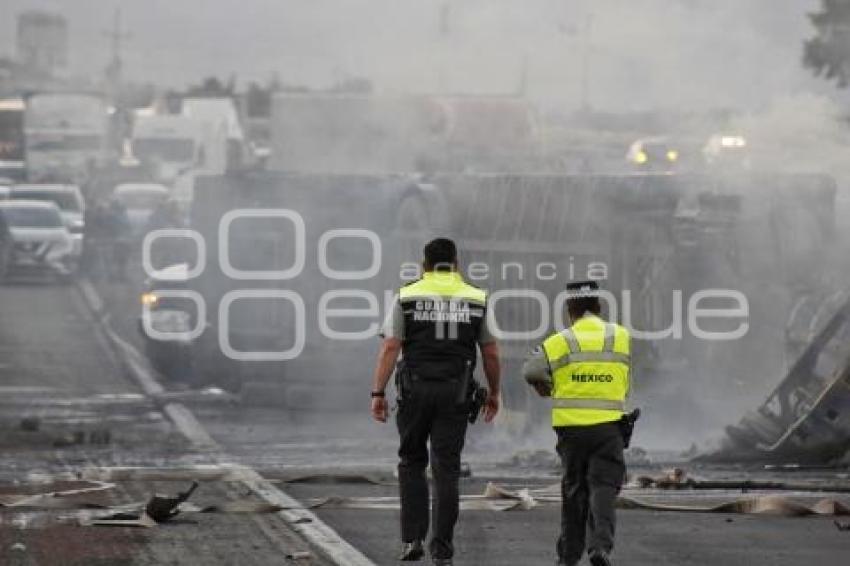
xmin=579 ymin=13 xmax=593 ymax=112
xmin=103 ymin=7 xmax=131 ymax=103
xmin=516 ymin=54 xmax=529 ymax=97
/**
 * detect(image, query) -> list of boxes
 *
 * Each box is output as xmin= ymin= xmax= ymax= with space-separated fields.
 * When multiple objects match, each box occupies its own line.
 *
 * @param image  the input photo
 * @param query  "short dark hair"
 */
xmin=568 ymin=297 xmax=601 ymax=319
xmin=423 ymin=237 xmax=457 ymax=271
xmin=566 ymin=280 xmax=602 ymax=319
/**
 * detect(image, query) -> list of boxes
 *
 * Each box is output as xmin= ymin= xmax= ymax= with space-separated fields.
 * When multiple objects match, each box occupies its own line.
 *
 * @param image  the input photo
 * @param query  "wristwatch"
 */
xmin=370 ymin=390 xmax=386 ymax=398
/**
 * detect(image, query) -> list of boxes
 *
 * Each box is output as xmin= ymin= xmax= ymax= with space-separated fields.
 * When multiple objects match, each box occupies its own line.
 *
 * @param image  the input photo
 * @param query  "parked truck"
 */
xmin=24 ymin=92 xmax=109 ymax=183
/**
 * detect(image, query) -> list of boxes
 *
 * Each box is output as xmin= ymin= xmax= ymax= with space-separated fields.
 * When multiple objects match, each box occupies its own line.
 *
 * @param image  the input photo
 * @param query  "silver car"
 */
xmin=0 ymin=200 xmax=77 ymax=280
xmin=10 ymin=184 xmax=85 ymax=256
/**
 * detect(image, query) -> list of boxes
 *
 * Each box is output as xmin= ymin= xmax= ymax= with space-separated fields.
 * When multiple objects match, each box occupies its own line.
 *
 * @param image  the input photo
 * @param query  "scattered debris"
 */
xmin=482 ymin=482 xmax=537 ymax=510
xmin=618 ymin=495 xmax=850 ymax=517
xmin=0 ymin=480 xmax=115 ymax=508
xmin=19 ymin=416 xmax=40 ymax=432
xmin=145 ymin=481 xmax=199 ymax=522
xmin=286 ymin=551 xmax=312 ymax=561
xmin=631 ymin=468 xmax=850 ymax=493
xmin=634 ymin=468 xmax=688 ymax=489
xmin=87 ymin=512 xmax=158 ymax=528
xmin=834 ymin=520 xmax=850 ymax=532
xmin=52 ymin=428 xmax=112 ymax=448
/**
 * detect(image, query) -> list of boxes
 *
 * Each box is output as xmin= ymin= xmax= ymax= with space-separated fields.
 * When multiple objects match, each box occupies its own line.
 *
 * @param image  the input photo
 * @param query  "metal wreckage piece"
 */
xmin=700 ymin=294 xmax=850 ymax=464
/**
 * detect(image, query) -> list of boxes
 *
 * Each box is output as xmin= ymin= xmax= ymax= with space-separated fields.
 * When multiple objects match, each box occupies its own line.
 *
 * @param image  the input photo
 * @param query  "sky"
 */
xmin=0 ymin=0 xmax=838 ymax=112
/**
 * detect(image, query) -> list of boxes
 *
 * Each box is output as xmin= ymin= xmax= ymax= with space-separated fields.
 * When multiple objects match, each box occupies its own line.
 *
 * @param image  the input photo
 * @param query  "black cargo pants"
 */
xmin=555 ymin=422 xmax=626 ymax=565
xmin=397 ymin=378 xmax=469 ymax=560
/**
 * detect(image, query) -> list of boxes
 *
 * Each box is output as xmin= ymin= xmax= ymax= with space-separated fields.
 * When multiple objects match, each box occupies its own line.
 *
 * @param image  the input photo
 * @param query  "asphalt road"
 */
xmin=82 ymin=271 xmax=850 ymax=566
xmin=0 ymin=280 xmax=333 ymax=565
xmin=285 ymin=479 xmax=850 ymax=566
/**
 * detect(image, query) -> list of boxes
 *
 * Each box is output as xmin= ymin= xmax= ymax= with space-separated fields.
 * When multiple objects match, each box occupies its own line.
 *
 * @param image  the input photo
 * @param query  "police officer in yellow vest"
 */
xmin=523 ymin=280 xmax=631 ymax=566
xmin=371 ymin=238 xmax=501 ymax=566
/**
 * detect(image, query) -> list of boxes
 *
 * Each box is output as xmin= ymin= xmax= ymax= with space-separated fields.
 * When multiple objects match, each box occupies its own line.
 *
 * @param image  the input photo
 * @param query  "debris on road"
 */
xmin=0 ymin=480 xmax=116 ymax=509
xmin=482 ymin=482 xmax=538 ymax=510
xmin=19 ymin=416 xmax=40 ymax=431
xmin=631 ymin=469 xmax=850 ymax=493
xmin=618 ymin=494 xmax=850 ymax=517
xmin=145 ymin=480 xmax=199 ymax=522
xmin=86 ymin=511 xmax=158 ymax=528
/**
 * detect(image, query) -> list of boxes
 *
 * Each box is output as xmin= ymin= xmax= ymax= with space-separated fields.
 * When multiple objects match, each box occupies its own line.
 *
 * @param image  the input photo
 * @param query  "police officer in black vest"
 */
xmin=371 ymin=238 xmax=502 ymax=566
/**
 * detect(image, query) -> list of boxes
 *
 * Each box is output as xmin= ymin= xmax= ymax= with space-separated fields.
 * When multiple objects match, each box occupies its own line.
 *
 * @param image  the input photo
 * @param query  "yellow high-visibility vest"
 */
xmin=542 ymin=314 xmax=630 ymax=427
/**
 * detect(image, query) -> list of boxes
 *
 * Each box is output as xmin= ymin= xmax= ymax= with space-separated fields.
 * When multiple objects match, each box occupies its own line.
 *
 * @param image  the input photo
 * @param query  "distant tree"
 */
xmin=185 ymin=75 xmax=237 ymax=97
xmin=244 ymin=81 xmax=272 ymax=117
xmin=804 ymin=0 xmax=850 ymax=87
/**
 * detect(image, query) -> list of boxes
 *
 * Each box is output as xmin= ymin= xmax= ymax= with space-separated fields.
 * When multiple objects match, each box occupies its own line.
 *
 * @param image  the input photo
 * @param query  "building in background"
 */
xmin=17 ymin=11 xmax=68 ymax=76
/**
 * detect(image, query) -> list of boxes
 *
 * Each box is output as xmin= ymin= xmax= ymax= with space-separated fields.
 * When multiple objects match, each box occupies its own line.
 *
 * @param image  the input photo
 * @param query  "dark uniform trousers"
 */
xmin=555 ymin=421 xmax=625 ymax=564
xmin=397 ymin=378 xmax=469 ymax=560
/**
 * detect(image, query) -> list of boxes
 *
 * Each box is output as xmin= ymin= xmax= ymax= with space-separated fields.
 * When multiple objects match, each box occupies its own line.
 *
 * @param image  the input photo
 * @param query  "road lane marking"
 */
xmin=75 ymin=278 xmax=378 ymax=566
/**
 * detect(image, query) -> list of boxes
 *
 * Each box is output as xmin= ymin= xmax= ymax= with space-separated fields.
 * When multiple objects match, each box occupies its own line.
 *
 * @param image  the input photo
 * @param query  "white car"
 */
xmin=11 ymin=184 xmax=85 ymax=256
xmin=0 ymin=200 xmax=77 ymax=279
xmin=111 ymin=183 xmax=170 ymax=234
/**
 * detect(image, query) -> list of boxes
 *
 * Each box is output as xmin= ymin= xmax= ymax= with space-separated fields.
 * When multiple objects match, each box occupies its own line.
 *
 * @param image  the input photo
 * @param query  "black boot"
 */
xmin=398 ymin=540 xmax=425 ymax=561
xmin=589 ymin=550 xmax=613 ymax=566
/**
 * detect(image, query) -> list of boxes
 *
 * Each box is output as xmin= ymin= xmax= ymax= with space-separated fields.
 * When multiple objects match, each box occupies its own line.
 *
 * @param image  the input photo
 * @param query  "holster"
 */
xmin=458 ymin=360 xmax=489 ymax=424
xmin=618 ymin=408 xmax=641 ymax=449
xmin=394 ymin=360 xmax=413 ymax=405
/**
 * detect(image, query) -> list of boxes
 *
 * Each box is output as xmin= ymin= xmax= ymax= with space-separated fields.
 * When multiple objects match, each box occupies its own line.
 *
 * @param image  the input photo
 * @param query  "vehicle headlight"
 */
xmin=141 ymin=292 xmax=159 ymax=307
xmin=667 ymin=149 xmax=679 ymax=162
xmin=634 ymin=150 xmax=648 ymax=164
xmin=720 ymin=136 xmax=747 ymax=148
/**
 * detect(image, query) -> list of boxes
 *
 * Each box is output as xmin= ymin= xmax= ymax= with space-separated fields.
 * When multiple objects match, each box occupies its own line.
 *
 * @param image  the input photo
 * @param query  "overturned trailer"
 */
xmin=173 ymin=170 xmax=835 ymax=426
xmin=701 ymin=293 xmax=850 ymax=464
